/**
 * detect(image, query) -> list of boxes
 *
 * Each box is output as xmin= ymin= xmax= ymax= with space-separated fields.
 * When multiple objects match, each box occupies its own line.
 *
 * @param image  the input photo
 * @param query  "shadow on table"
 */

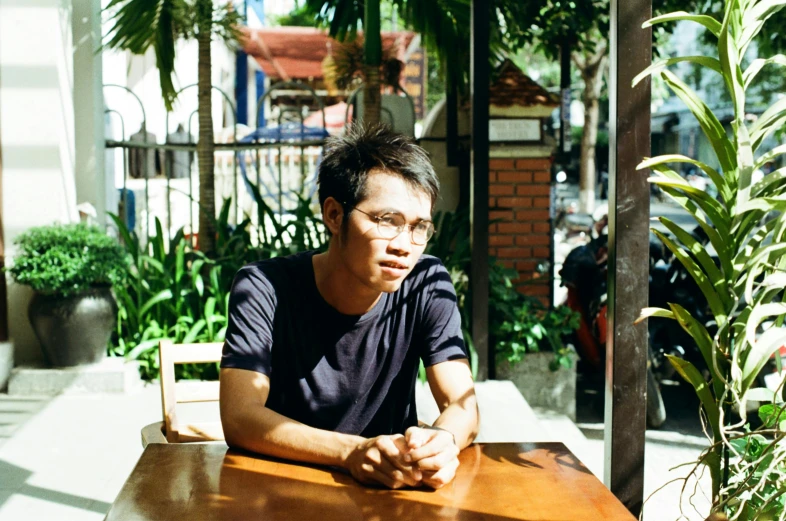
xmin=211 ymin=454 xmax=531 ymax=521
xmin=480 ymin=442 xmax=592 ymax=475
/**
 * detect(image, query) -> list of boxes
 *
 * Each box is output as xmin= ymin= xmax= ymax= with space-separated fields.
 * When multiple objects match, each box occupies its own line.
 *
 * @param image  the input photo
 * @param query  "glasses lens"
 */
xmin=377 ymin=215 xmax=403 ymax=238
xmin=412 ymin=222 xmax=435 ymax=245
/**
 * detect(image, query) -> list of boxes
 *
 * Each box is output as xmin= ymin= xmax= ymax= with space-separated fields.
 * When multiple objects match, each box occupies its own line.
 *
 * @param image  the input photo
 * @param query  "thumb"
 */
xmin=405 ymin=427 xmax=430 ymax=450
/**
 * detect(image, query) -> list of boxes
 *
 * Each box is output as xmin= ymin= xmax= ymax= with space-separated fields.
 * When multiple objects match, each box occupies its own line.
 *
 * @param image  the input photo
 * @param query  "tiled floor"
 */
xmin=0 ymin=385 xmax=161 ymax=521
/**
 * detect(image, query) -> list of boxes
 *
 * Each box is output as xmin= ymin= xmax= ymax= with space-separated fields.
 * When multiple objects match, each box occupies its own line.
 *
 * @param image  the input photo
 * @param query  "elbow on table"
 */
xmin=220 ymin=408 xmax=245 ymax=450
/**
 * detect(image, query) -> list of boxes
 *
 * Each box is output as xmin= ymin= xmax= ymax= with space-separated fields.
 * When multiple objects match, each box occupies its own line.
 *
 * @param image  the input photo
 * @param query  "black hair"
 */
xmin=317 ymin=123 xmax=440 ymax=218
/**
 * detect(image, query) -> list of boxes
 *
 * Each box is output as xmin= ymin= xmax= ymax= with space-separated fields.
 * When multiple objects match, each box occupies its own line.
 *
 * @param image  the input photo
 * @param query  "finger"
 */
xmin=365 ymin=467 xmax=405 ymax=489
xmin=378 ymin=456 xmax=421 ymax=487
xmin=414 ymin=448 xmax=458 ymax=472
xmin=421 ymin=459 xmax=459 ymax=490
xmin=376 ymin=437 xmax=422 ymax=482
xmin=407 ymin=432 xmax=457 ymax=463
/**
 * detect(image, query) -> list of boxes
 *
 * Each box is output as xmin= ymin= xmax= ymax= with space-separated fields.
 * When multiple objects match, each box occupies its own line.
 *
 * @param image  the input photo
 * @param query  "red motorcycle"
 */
xmin=559 ymin=217 xmax=667 ymax=428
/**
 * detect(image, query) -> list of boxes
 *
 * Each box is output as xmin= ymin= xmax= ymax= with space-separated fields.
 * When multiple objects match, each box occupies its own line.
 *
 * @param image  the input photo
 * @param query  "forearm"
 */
xmin=222 ymin=405 xmax=365 ymax=468
xmin=432 ymin=395 xmax=479 ymax=450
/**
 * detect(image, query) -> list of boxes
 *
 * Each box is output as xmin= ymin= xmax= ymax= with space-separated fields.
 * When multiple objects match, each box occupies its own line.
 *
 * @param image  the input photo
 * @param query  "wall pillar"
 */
xmin=73 ymin=0 xmax=108 ymax=226
xmin=488 ymin=149 xmax=554 ymax=306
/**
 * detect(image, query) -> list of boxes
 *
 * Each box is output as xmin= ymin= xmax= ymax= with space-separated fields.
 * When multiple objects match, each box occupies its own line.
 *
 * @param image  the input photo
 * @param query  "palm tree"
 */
xmin=104 ymin=0 xmax=241 ymax=255
xmin=305 ymin=0 xmax=386 ymax=125
xmin=304 ymin=0 xmax=515 ymax=124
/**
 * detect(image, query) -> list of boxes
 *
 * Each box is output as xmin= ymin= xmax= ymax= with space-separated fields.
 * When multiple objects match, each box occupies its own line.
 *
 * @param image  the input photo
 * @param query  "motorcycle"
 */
xmin=558 ymin=212 xmax=709 ymax=428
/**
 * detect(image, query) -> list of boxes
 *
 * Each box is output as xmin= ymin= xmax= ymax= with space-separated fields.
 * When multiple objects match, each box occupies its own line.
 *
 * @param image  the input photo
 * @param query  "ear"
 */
xmin=322 ymin=197 xmax=344 ymax=236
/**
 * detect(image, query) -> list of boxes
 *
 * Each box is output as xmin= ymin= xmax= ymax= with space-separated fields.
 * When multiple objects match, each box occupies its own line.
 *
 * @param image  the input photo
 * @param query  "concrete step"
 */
xmin=8 ymin=358 xmax=143 ymax=395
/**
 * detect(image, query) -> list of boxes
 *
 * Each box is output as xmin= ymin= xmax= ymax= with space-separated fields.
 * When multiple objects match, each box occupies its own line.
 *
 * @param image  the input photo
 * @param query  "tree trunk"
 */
xmin=196 ymin=0 xmax=216 ymax=254
xmin=363 ymin=0 xmax=381 ymax=126
xmin=363 ymin=67 xmax=381 ymax=125
xmin=575 ymin=49 xmax=608 ymax=215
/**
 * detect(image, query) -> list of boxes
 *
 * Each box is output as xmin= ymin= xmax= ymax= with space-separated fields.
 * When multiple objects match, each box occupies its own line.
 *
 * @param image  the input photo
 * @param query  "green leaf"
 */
xmin=741 ymin=0 xmax=786 ymax=55
xmin=649 ymin=176 xmax=730 ymax=239
xmin=660 ymin=70 xmax=736 ymax=173
xmin=735 ymin=122 xmax=756 ymax=210
xmin=642 ymin=12 xmax=721 ymax=37
xmin=750 ymin=96 xmax=786 ymax=151
xmin=659 ymin=217 xmax=730 ymax=308
xmin=652 ymin=229 xmax=727 ymax=324
xmin=667 ymin=355 xmax=720 ymax=442
xmin=126 ymin=338 xmax=161 ymax=361
xmin=742 ymin=309 xmax=786 ymax=393
xmin=758 ymin=403 xmax=786 ymax=428
xmin=182 ymin=319 xmax=206 ymax=344
xmin=752 ymin=167 xmax=786 ymax=199
xmin=754 ymin=144 xmax=786 ymax=171
xmin=638 ymin=155 xmax=731 ymax=205
xmin=718 ymin=2 xmax=746 ymax=123
xmin=735 ymin=194 xmax=786 ymax=216
xmin=743 ymin=55 xmax=786 ymax=89
xmin=139 ymin=289 xmax=173 ymax=316
xmin=668 ymin=303 xmax=726 ymax=399
xmin=649 ymin=173 xmax=733 ymax=278
xmin=632 ymin=56 xmax=722 ymax=88
xmin=635 ymin=307 xmax=675 ymax=325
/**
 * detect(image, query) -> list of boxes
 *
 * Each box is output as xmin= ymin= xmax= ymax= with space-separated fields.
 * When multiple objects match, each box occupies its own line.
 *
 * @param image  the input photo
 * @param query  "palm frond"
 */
xmin=104 ymin=0 xmax=183 ymax=110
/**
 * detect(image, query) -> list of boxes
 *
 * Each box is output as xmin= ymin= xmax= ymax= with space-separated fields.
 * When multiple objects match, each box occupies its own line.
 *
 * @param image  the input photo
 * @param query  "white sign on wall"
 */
xmin=489 ymin=118 xmax=542 ymax=142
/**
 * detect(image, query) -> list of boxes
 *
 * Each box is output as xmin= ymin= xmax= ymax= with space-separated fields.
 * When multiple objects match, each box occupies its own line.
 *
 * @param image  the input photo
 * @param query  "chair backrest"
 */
xmin=159 ymin=340 xmax=225 ymax=443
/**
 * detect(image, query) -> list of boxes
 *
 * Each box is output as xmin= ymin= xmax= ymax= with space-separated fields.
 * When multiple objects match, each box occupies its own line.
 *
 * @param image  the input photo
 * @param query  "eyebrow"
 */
xmin=377 ymin=208 xmax=433 ymax=224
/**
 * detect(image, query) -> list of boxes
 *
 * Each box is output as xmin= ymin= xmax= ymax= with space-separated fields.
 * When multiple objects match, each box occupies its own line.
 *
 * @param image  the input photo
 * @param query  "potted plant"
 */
xmin=8 ymin=224 xmax=127 ymax=367
xmin=634 ymin=1 xmax=786 ymax=517
xmin=490 ymin=262 xmax=580 ymax=419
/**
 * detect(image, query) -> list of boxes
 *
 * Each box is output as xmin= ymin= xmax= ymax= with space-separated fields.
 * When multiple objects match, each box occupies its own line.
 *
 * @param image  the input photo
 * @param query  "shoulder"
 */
xmin=232 ymin=251 xmax=313 ymax=296
xmin=402 ymin=255 xmax=455 ymax=297
xmin=408 ymin=254 xmax=451 ymax=282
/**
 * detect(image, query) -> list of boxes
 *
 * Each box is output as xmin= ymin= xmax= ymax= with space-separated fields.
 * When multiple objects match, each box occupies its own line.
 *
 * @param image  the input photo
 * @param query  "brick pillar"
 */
xmin=488 ymin=156 xmax=553 ymax=306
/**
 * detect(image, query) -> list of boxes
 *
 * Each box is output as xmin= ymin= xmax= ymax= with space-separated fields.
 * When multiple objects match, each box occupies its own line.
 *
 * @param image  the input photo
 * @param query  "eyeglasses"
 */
xmin=351 ymin=207 xmax=436 ymax=245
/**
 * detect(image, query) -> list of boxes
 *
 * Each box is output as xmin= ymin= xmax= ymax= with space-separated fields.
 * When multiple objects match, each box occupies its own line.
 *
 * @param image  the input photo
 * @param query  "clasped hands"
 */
xmin=346 ymin=426 xmax=459 ymax=490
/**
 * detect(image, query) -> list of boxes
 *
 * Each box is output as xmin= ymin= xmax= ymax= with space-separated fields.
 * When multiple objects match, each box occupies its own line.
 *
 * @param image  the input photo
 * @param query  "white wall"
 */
xmin=0 ymin=0 xmax=80 ymax=365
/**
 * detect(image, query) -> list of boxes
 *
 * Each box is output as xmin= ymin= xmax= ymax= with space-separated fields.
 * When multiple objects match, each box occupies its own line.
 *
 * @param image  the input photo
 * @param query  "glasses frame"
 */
xmin=350 ymin=207 xmax=436 ymax=246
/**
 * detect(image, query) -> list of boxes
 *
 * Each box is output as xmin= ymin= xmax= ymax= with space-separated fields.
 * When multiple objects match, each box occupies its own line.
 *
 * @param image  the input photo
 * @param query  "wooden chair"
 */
xmin=141 ymin=341 xmax=225 ymax=447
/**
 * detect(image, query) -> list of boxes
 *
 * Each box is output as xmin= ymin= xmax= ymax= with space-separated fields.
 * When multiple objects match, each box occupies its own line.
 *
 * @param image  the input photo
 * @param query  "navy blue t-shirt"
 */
xmin=220 ymin=251 xmax=467 ymax=437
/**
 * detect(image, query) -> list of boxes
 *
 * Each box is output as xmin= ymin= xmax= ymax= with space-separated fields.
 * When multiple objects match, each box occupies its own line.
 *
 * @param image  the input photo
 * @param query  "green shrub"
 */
xmin=8 ymin=224 xmax=127 ymax=297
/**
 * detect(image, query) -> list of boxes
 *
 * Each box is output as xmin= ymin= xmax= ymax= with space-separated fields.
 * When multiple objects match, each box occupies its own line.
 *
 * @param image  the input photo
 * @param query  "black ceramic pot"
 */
xmin=28 ymin=287 xmax=117 ymax=367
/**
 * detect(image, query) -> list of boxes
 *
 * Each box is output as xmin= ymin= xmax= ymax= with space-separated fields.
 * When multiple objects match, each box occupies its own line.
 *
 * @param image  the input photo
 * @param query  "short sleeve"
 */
xmin=221 ymin=266 xmax=277 ymax=375
xmin=418 ymin=260 xmax=468 ymax=367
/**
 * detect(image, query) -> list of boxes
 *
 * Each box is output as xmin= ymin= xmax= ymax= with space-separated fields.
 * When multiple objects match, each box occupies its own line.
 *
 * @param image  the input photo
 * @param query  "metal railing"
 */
xmin=103 ymin=83 xmax=329 ymax=244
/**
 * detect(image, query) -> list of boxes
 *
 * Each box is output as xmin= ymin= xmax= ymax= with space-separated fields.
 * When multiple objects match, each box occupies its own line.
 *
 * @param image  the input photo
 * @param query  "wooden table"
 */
xmin=106 ymin=442 xmax=636 ymax=520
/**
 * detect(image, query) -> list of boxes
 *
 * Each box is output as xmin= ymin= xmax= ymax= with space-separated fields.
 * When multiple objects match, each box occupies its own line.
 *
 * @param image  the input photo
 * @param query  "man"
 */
xmin=219 ymin=124 xmax=479 ymax=490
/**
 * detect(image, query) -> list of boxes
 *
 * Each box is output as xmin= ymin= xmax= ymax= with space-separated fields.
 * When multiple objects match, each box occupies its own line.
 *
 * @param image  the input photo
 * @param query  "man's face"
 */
xmin=338 ymin=169 xmax=433 ymax=294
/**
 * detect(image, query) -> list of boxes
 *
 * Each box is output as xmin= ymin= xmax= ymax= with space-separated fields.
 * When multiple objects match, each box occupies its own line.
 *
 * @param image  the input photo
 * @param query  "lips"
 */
xmin=380 ymin=260 xmax=408 ymax=270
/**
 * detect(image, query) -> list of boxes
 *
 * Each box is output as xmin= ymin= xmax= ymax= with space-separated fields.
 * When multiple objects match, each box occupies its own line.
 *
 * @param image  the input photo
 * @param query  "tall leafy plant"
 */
xmin=634 ymin=1 xmax=786 ymax=517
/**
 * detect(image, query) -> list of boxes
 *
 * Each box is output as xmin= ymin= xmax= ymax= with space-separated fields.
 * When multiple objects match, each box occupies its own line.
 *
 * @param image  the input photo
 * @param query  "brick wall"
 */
xmin=488 ymin=156 xmax=553 ymax=305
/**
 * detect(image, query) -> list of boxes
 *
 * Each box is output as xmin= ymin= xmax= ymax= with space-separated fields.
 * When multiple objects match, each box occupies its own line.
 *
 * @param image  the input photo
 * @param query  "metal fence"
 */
xmin=103 ymin=82 xmax=329 ymax=244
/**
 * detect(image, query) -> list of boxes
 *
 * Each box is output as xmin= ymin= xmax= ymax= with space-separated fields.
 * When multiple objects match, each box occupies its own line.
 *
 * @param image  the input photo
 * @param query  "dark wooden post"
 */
xmin=605 ymin=0 xmax=651 ymax=515
xmin=470 ymin=0 xmax=490 ymax=381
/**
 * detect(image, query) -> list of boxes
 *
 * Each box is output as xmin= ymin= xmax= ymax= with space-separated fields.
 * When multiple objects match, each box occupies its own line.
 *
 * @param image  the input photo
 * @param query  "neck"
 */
xmin=312 ymin=243 xmax=381 ymax=316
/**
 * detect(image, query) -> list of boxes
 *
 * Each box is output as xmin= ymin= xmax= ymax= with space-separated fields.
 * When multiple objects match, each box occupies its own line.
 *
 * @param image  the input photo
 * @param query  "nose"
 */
xmin=388 ymin=227 xmax=413 ymax=254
